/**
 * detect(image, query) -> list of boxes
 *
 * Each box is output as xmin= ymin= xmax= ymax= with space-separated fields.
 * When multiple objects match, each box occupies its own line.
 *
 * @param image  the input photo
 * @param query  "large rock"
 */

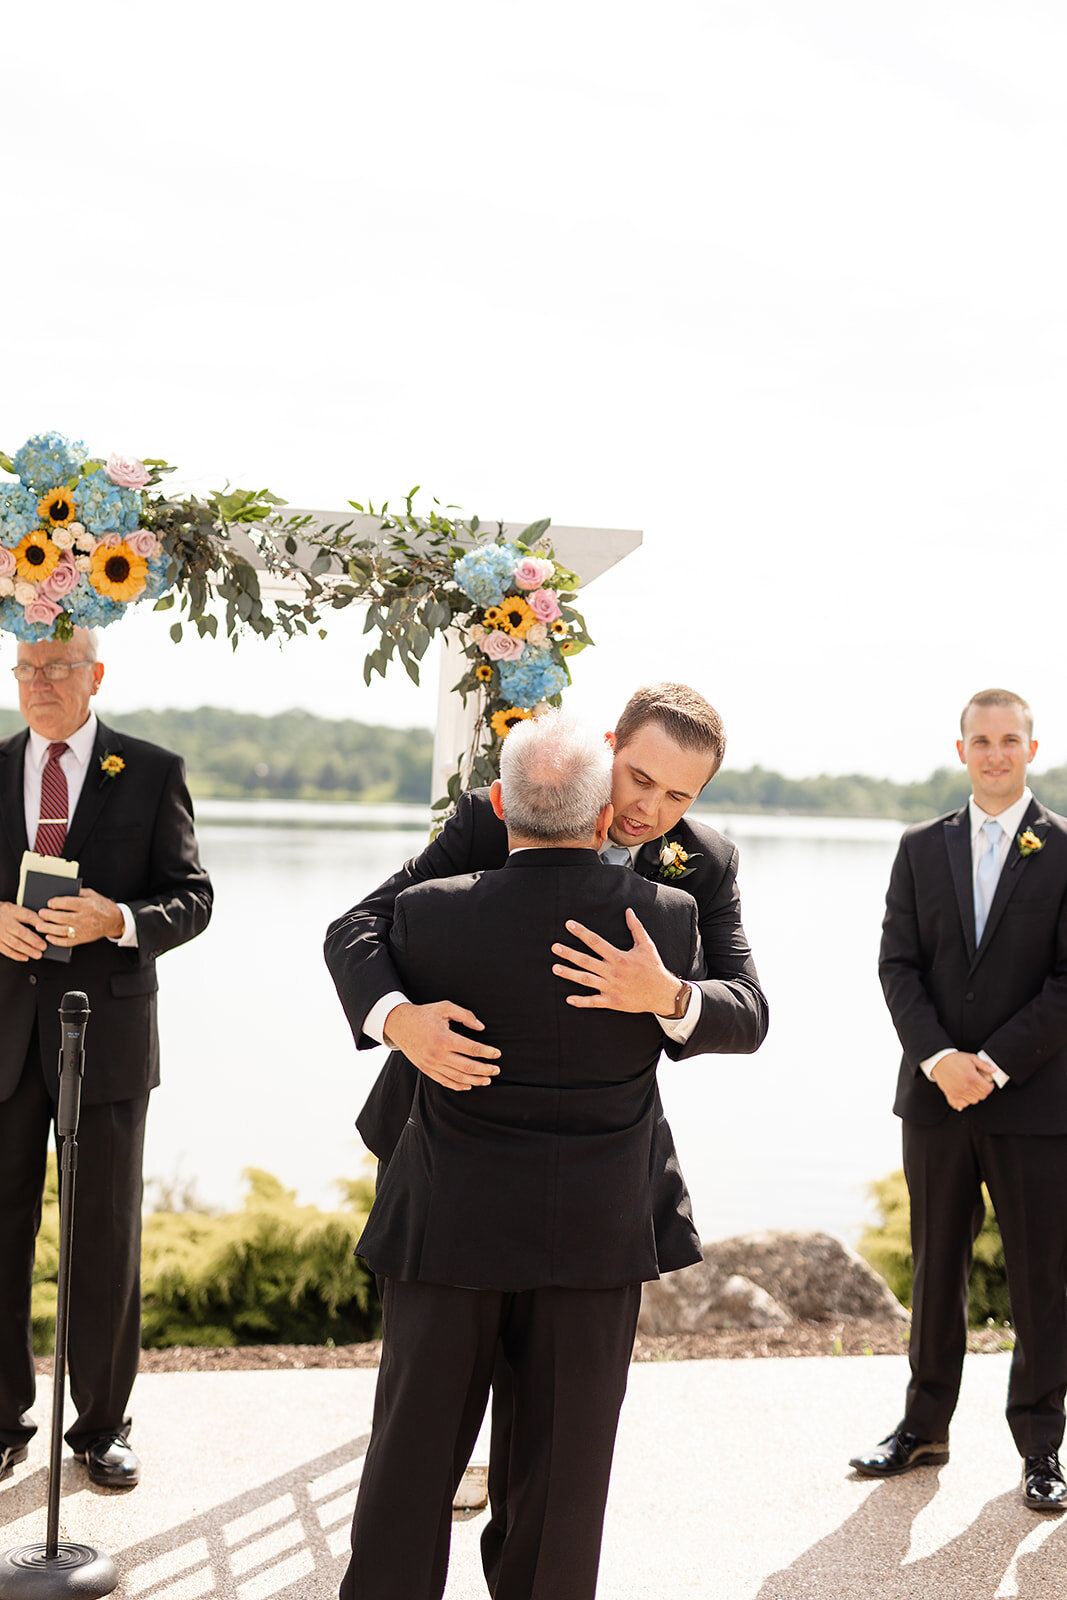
xmin=639 ymin=1263 xmax=790 ymax=1334
xmin=639 ymin=1229 xmax=907 ymax=1334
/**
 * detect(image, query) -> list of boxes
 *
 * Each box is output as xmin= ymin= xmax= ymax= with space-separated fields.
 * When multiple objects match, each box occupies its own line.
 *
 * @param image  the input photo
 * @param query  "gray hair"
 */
xmin=499 ymin=711 xmax=613 ymax=842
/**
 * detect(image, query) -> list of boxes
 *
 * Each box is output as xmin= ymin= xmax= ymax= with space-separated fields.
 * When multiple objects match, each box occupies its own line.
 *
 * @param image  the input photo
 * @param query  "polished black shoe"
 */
xmin=849 ymin=1428 xmax=949 ymax=1477
xmin=0 ymin=1443 xmax=29 ymax=1481
xmin=1022 ymin=1452 xmax=1067 ymax=1512
xmin=74 ymin=1434 xmax=141 ymax=1489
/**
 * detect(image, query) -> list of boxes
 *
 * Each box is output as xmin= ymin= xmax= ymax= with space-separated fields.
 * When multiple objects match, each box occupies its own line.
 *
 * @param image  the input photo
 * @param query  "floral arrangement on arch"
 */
xmin=0 ymin=433 xmax=171 ymax=641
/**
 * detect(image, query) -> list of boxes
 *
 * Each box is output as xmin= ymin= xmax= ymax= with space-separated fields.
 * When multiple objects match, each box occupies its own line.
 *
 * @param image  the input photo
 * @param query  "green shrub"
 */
xmin=31 ymin=1166 xmax=380 ymax=1353
xmin=859 ymin=1169 xmax=1011 ymax=1327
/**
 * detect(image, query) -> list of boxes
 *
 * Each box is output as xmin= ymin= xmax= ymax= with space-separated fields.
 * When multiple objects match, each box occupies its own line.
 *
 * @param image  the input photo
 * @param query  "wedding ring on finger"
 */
xmin=67 ymin=925 xmax=75 ymax=939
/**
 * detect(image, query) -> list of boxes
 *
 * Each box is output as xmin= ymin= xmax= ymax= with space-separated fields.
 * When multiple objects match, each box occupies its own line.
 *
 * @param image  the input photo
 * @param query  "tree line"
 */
xmin=5 ymin=703 xmax=1067 ymax=817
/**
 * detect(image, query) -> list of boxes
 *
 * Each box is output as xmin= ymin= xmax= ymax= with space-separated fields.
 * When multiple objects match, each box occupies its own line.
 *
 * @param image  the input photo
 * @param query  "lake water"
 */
xmin=144 ymin=803 xmax=910 ymax=1247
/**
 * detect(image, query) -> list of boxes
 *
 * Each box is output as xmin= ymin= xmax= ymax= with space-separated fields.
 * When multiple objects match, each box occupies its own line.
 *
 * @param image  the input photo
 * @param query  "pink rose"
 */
xmin=40 ymin=554 xmax=81 ymax=600
xmin=482 ymin=630 xmax=525 ymax=662
xmin=512 ymin=556 xmax=555 ymax=591
xmin=528 ymin=588 xmax=561 ymax=624
xmin=0 ymin=546 xmax=15 ymax=578
xmin=23 ymin=595 xmax=62 ymax=627
xmin=104 ymin=454 xmax=150 ymax=490
xmin=127 ymin=530 xmax=157 ymax=559
xmin=104 ymin=531 xmax=125 ymax=548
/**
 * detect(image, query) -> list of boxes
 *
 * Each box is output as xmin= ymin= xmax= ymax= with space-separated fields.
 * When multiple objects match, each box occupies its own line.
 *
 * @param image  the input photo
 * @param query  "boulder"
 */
xmin=638 ymin=1263 xmax=790 ymax=1335
xmin=638 ymin=1229 xmax=907 ymax=1334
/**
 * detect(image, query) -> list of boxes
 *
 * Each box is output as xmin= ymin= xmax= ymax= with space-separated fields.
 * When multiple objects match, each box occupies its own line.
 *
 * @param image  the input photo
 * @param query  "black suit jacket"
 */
xmin=879 ymin=798 xmax=1067 ymax=1135
xmin=356 ymin=849 xmax=705 ymax=1289
xmin=0 ymin=718 xmax=213 ymax=1106
xmin=326 ymin=790 xmax=767 ymax=1157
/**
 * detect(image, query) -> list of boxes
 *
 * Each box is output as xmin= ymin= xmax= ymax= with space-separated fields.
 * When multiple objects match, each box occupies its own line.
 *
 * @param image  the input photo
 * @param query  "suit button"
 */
xmin=965 ymin=991 xmax=975 ymax=1001
xmin=28 ymin=975 xmax=37 ymax=986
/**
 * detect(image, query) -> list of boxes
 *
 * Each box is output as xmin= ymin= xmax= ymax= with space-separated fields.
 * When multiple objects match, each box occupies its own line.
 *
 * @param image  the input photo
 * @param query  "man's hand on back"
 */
xmin=930 ymin=1051 xmax=995 ymax=1111
xmin=384 ymin=1001 xmax=501 ymax=1091
xmin=551 ymin=908 xmax=681 ymax=1016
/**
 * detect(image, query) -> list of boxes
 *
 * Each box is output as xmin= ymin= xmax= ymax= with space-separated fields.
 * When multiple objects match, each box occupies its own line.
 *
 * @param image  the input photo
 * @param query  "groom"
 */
xmin=339 ymin=710 xmax=706 ymax=1600
xmin=852 ymin=689 xmax=1067 ymax=1512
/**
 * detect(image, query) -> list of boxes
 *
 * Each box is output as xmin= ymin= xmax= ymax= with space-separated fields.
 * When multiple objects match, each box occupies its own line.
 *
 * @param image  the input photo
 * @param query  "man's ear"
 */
xmin=955 ymin=739 xmax=966 ymax=766
xmin=489 ymin=779 xmax=505 ymax=820
xmin=90 ymin=661 xmax=104 ymax=696
xmin=594 ymin=803 xmax=614 ymax=846
xmin=605 ymin=730 xmax=617 ymax=752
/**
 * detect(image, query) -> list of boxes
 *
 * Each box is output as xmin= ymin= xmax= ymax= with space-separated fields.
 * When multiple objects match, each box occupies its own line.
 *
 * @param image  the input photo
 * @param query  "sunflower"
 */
xmin=89 ymin=541 xmax=148 ymax=603
xmin=490 ymin=705 xmax=532 ymax=739
xmin=37 ymin=487 xmax=78 ymax=528
xmin=494 ymin=594 xmax=536 ymax=637
xmin=483 ymin=606 xmax=504 ymax=627
xmin=14 ymin=529 xmax=61 ymax=582
xmin=549 ymin=618 xmax=570 ymax=638
xmin=475 ymin=663 xmax=493 ymax=683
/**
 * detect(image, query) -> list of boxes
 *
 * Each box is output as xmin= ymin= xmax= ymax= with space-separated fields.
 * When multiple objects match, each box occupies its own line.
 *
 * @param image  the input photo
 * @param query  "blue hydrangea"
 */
xmin=497 ymin=651 xmax=569 ymax=710
xmin=453 ymin=543 xmax=522 ymax=608
xmin=0 ymin=482 xmax=41 ymax=546
xmin=69 ymin=471 xmax=134 ymax=536
xmin=13 ymin=432 xmax=86 ymax=493
xmin=69 ymin=580 xmax=125 ymax=630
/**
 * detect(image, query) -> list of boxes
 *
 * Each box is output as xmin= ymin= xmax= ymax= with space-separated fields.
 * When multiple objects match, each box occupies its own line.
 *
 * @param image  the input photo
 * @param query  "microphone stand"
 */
xmin=0 ymin=993 xmax=118 ymax=1600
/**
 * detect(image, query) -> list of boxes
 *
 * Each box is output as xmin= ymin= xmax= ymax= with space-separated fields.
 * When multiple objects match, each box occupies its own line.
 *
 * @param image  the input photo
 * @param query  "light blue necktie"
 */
xmin=974 ymin=818 xmax=1003 ymax=943
xmin=601 ymin=845 xmax=631 ymax=867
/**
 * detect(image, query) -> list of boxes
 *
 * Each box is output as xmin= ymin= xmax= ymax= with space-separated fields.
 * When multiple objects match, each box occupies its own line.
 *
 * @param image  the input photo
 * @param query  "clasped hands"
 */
xmin=0 ymin=889 xmax=124 ymax=962
xmin=930 ymin=1050 xmax=996 ymax=1111
xmin=386 ymin=910 xmax=678 ymax=1091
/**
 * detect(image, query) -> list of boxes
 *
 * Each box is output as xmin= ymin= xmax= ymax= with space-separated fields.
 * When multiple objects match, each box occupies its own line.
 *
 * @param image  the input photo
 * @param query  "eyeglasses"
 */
xmin=12 ymin=662 xmax=94 ymax=683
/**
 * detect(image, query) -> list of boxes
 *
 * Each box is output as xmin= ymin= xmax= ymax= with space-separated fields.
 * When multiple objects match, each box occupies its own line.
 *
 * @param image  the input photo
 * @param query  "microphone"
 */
xmin=57 ymin=990 xmax=90 ymax=1138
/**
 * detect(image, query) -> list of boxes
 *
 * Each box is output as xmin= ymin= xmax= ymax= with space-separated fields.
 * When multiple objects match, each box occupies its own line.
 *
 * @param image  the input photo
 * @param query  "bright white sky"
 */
xmin=3 ymin=1 xmax=1065 ymax=781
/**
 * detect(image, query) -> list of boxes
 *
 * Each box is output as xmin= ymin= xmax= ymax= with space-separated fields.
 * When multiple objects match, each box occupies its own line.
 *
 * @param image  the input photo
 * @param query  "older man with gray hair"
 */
xmin=337 ymin=709 xmax=708 ymax=1600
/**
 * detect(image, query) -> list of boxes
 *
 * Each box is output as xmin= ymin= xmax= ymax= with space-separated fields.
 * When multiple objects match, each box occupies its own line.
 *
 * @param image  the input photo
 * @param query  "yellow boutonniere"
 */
xmin=100 ymin=753 xmax=125 ymax=779
xmin=1016 ymin=828 xmax=1043 ymax=857
xmin=656 ymin=837 xmax=701 ymax=881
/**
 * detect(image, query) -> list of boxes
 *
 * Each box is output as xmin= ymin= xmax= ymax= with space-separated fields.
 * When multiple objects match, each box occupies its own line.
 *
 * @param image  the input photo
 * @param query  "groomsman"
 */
xmin=338 ymin=711 xmax=706 ymax=1599
xmin=852 ymin=689 xmax=1067 ymax=1512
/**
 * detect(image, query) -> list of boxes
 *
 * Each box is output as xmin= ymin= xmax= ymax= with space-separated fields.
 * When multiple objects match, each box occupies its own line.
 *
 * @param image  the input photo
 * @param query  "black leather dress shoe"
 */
xmin=1022 ymin=1452 xmax=1067 ymax=1512
xmin=74 ymin=1434 xmax=141 ymax=1489
xmin=0 ymin=1443 xmax=29 ymax=1480
xmin=849 ymin=1428 xmax=949 ymax=1477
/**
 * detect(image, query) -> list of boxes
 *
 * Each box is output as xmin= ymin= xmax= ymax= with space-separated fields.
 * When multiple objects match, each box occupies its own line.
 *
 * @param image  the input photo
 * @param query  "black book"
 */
xmin=18 ymin=859 xmax=82 ymax=965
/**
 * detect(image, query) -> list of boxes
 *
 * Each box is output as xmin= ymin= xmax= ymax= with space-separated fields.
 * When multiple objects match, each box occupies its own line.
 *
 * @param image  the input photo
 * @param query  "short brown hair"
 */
xmin=960 ymin=689 xmax=1033 ymax=739
xmin=613 ymin=683 xmax=726 ymax=776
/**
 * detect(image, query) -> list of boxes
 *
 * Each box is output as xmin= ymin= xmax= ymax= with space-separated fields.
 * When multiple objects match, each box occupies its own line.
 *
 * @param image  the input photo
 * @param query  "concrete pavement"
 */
xmin=0 ymin=1352 xmax=1063 ymax=1599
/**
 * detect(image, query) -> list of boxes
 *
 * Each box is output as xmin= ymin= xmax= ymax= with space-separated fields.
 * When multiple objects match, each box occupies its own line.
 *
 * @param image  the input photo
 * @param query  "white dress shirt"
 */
xmin=23 ymin=710 xmax=137 ymax=946
xmin=920 ymin=786 xmax=1033 ymax=1091
xmin=365 ymin=840 xmax=703 ymax=1047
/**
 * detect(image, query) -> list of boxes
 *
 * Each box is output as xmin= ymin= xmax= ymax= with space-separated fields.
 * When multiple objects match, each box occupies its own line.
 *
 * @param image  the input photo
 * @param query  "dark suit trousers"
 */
xmin=340 ymin=1278 xmax=641 ymax=1600
xmin=0 ymin=1043 xmax=147 ymax=1454
xmin=903 ymin=1116 xmax=1067 ymax=1455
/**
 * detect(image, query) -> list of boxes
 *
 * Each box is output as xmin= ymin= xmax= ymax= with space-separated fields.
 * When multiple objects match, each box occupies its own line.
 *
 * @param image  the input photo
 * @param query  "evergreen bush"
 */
xmin=31 ymin=1166 xmax=380 ymax=1353
xmin=859 ymin=1169 xmax=1011 ymax=1326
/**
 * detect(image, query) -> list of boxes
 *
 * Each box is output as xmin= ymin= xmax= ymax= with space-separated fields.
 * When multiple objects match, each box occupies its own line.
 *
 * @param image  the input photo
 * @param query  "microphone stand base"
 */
xmin=0 ymin=1544 xmax=117 ymax=1600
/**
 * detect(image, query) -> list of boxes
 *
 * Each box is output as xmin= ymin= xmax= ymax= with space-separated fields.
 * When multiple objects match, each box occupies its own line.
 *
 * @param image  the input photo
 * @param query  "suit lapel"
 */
xmin=65 ymin=723 xmax=122 ymax=862
xmin=973 ymin=799 xmax=1048 ymax=965
xmin=0 ymin=731 xmax=30 ymax=859
xmin=943 ymin=808 xmax=976 ymax=961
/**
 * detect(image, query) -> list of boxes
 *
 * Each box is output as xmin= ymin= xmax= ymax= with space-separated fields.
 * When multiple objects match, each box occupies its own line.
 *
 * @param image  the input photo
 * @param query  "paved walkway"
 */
xmin=0 ymin=1352 xmax=1063 ymax=1599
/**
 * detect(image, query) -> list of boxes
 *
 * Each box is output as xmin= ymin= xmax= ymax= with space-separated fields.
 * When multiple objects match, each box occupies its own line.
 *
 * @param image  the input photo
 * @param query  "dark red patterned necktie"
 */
xmin=35 ymin=741 xmax=70 ymax=857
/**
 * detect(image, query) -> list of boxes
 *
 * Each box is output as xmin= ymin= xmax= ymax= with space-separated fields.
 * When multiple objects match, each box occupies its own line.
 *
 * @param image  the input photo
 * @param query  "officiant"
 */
xmin=0 ymin=625 xmax=212 ymax=1491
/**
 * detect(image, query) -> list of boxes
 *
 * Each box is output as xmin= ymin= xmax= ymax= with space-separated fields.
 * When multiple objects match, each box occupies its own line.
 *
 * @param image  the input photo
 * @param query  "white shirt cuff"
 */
xmin=920 ymin=1047 xmax=954 ymax=1080
xmin=657 ymin=982 xmax=702 ymax=1043
xmin=365 ymin=991 xmax=410 ymax=1047
xmin=109 ymin=904 xmax=138 ymax=948
xmin=978 ymin=1049 xmax=1009 ymax=1089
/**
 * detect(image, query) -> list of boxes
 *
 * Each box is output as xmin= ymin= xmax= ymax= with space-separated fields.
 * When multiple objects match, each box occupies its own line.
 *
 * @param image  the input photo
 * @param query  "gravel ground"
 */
xmin=35 ymin=1317 xmax=1013 ymax=1374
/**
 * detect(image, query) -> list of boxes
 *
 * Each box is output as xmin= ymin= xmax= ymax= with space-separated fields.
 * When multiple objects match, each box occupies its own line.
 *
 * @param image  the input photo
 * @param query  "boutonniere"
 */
xmin=99 ymin=752 xmax=125 ymax=780
xmin=655 ymin=836 xmax=701 ymax=881
xmin=1016 ymin=828 xmax=1044 ymax=858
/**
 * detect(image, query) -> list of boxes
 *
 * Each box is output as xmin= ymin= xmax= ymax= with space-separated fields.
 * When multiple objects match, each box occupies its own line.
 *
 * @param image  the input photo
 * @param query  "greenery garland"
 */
xmin=1 ymin=435 xmax=592 ymax=810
